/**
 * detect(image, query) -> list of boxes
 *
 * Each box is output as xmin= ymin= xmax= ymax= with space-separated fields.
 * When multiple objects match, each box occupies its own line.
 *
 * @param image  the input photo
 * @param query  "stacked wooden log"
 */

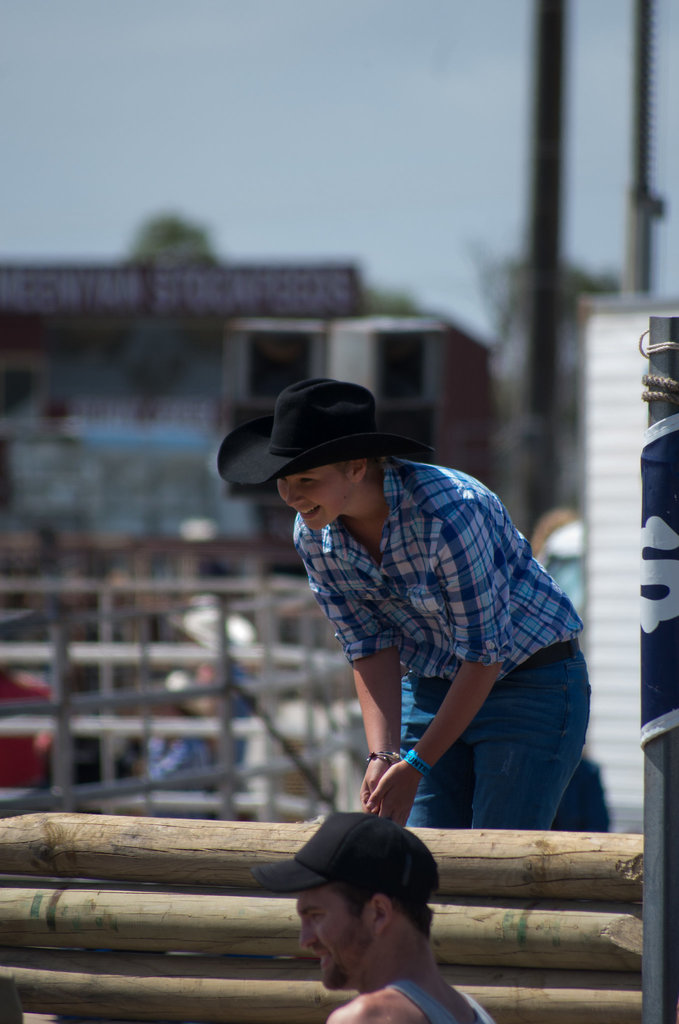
xmin=0 ymin=813 xmax=642 ymax=1023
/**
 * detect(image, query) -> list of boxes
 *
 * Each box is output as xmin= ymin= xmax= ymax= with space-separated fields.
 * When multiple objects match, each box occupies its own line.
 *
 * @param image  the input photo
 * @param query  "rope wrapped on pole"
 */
xmin=639 ymin=328 xmax=679 ymax=407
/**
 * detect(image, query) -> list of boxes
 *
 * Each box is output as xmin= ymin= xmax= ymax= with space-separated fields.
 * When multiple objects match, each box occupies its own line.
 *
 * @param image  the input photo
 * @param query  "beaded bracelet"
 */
xmin=404 ymin=749 xmax=432 ymax=776
xmin=366 ymin=750 xmax=402 ymax=765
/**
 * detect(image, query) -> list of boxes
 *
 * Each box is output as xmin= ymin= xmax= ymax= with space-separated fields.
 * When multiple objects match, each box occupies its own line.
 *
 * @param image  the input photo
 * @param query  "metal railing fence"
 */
xmin=0 ymin=576 xmax=363 ymax=821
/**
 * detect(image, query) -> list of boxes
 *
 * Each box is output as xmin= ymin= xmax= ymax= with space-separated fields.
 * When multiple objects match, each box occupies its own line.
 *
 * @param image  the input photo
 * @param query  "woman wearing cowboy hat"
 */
xmin=218 ymin=378 xmax=589 ymax=829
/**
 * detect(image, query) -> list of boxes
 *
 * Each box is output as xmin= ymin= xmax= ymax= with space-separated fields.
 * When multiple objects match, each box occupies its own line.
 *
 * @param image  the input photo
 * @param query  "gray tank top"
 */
xmin=389 ymin=980 xmax=496 ymax=1024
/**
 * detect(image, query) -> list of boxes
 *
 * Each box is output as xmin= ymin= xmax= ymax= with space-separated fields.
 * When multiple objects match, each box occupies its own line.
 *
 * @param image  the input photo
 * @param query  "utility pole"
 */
xmin=624 ymin=0 xmax=665 ymax=292
xmin=524 ymin=0 xmax=565 ymax=532
xmin=640 ymin=317 xmax=679 ymax=1023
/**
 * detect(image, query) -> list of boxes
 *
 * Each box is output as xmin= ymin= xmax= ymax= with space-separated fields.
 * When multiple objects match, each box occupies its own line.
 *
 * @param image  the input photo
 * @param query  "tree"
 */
xmin=476 ymin=251 xmax=619 ymax=530
xmin=361 ymin=284 xmax=423 ymax=316
xmin=128 ymin=213 xmax=219 ymax=265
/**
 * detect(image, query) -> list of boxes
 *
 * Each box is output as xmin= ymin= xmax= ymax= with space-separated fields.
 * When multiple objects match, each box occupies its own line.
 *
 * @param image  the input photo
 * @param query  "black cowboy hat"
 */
xmin=217 ymin=378 xmax=432 ymax=484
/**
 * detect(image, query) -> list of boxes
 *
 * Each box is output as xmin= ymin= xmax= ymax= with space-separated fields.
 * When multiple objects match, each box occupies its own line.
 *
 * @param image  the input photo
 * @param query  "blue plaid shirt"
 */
xmin=293 ymin=460 xmax=582 ymax=680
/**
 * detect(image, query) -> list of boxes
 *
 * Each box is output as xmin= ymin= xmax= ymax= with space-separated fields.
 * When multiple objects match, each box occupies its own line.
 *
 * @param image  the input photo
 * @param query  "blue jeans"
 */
xmin=402 ymin=652 xmax=591 ymax=829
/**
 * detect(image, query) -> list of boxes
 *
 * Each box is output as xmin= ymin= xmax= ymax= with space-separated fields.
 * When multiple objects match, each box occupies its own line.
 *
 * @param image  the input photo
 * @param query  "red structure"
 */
xmin=0 ymin=669 xmax=51 ymax=787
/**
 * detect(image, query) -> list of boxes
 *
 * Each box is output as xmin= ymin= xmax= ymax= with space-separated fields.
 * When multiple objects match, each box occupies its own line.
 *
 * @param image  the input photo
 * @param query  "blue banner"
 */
xmin=640 ymin=412 xmax=679 ymax=745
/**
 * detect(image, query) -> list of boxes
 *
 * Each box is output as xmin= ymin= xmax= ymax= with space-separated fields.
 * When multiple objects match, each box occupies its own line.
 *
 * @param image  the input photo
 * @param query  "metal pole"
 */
xmin=50 ymin=618 xmax=74 ymax=812
xmin=139 ymin=614 xmax=154 ymax=817
xmin=623 ymin=0 xmax=665 ymax=293
xmin=99 ymin=588 xmax=116 ymax=787
xmin=216 ymin=596 xmax=236 ymax=820
xmin=640 ymin=315 xmax=679 ymax=1024
xmin=524 ymin=0 xmax=565 ymax=530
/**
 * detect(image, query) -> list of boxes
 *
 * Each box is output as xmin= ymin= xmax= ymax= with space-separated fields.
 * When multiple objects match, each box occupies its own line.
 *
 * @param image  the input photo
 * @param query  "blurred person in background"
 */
xmin=147 ymin=668 xmax=215 ymax=782
xmin=531 ymin=509 xmax=610 ymax=832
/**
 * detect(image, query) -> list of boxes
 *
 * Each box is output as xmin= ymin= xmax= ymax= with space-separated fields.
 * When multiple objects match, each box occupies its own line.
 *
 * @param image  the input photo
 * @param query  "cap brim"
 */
xmin=251 ymin=858 xmax=329 ymax=892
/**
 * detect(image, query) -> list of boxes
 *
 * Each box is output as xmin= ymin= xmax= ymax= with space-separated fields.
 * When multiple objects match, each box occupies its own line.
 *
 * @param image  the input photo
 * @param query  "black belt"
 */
xmin=518 ymin=637 xmax=579 ymax=671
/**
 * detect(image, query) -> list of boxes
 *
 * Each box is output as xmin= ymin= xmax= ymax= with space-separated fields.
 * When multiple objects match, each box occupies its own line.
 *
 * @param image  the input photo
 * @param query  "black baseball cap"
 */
xmin=251 ymin=812 xmax=439 ymax=903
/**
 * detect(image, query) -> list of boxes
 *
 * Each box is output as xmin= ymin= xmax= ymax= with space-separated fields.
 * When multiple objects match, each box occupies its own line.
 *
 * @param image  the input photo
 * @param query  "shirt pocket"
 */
xmin=406 ymin=583 xmax=447 ymax=617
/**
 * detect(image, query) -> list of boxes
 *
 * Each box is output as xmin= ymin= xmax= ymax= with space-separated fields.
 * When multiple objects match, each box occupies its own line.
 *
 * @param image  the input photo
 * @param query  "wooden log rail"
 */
xmin=0 ymin=813 xmax=643 ymax=1024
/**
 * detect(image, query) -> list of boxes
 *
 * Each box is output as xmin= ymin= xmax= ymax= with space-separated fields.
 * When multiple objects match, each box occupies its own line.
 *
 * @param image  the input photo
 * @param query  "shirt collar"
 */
xmin=317 ymin=461 xmax=404 ymax=560
xmin=383 ymin=459 xmax=405 ymax=514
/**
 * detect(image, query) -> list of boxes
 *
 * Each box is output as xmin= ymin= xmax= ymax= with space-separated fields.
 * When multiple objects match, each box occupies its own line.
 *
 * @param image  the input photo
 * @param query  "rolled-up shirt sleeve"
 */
xmin=306 ymin=568 xmax=402 ymax=663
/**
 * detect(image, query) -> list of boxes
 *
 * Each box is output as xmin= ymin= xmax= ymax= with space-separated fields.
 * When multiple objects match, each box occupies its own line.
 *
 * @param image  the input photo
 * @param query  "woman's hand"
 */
xmin=364 ymin=760 xmax=421 ymax=826
xmin=360 ymin=757 xmax=392 ymax=814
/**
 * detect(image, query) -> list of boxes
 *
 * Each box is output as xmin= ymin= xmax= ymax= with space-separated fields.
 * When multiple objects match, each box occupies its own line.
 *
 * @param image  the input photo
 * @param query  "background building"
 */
xmin=0 ymin=262 xmax=493 ymax=559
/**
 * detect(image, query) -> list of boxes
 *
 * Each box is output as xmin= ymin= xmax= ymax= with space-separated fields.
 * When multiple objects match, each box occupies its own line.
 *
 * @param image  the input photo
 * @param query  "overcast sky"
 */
xmin=2 ymin=0 xmax=677 ymax=338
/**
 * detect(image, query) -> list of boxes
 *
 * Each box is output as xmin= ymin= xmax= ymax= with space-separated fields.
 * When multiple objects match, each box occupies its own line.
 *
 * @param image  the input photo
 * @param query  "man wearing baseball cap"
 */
xmin=252 ymin=812 xmax=496 ymax=1024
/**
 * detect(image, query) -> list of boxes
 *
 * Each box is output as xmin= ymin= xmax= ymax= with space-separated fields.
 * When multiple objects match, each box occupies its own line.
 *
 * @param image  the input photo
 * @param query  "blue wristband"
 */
xmin=404 ymin=749 xmax=431 ymax=776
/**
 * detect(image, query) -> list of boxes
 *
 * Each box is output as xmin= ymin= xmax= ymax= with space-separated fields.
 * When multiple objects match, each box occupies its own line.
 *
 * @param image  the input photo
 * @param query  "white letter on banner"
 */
xmin=640 ymin=515 xmax=679 ymax=633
